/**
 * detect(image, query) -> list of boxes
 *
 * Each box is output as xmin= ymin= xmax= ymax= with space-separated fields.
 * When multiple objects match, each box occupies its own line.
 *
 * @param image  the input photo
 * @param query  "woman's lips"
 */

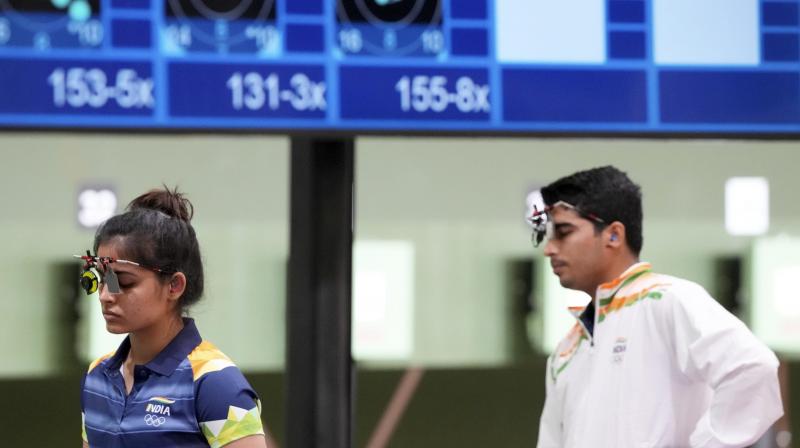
xmin=102 ymin=310 xmax=121 ymax=320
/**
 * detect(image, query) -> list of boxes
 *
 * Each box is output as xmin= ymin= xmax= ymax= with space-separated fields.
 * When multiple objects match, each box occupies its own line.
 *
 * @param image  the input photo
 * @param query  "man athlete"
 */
xmin=531 ymin=166 xmax=782 ymax=447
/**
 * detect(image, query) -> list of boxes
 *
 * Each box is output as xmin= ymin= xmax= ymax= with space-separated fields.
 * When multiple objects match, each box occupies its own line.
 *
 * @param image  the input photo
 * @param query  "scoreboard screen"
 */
xmin=0 ymin=0 xmax=797 ymax=134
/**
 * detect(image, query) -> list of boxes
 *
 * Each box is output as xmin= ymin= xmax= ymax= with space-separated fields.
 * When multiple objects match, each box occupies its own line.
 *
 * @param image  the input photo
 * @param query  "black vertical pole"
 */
xmin=287 ymin=137 xmax=354 ymax=448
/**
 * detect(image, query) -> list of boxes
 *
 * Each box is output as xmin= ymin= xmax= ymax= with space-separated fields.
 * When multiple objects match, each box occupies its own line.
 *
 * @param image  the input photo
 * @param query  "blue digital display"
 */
xmin=169 ymin=62 xmax=326 ymax=119
xmin=0 ymin=58 xmax=153 ymax=115
xmin=0 ymin=0 xmax=798 ymax=134
xmin=340 ymin=66 xmax=489 ymax=121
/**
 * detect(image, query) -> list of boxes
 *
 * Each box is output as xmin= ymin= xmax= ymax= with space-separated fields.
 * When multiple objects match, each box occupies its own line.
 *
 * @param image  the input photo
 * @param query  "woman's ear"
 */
xmin=168 ymin=272 xmax=187 ymax=301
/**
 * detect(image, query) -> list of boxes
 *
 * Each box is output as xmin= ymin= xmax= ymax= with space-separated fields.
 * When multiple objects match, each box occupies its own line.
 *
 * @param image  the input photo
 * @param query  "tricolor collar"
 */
xmin=566 ymin=262 xmax=653 ymax=341
xmin=595 ymin=262 xmax=653 ymax=303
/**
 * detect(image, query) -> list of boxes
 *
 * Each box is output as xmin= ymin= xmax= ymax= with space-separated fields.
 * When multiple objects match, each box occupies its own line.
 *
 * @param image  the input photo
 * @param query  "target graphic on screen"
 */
xmin=163 ymin=0 xmax=279 ymax=56
xmin=336 ymin=0 xmax=444 ymax=57
xmin=0 ymin=0 xmax=103 ymax=49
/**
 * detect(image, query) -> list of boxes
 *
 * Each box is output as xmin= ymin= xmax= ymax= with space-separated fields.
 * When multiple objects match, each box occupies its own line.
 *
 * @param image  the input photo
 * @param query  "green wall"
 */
xmin=0 ymin=133 xmax=798 ymax=445
xmin=355 ymin=137 xmax=800 ymax=366
xmin=0 ymin=133 xmax=289 ymax=376
xmin=2 ymin=134 xmax=799 ymax=376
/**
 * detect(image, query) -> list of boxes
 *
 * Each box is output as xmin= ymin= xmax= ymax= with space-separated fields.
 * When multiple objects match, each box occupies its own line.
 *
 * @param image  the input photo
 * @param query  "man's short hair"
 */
xmin=541 ymin=166 xmax=643 ymax=256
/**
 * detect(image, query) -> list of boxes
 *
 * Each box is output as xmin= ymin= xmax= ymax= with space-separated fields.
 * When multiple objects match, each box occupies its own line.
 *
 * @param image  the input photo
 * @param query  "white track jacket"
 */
xmin=537 ymin=262 xmax=783 ymax=448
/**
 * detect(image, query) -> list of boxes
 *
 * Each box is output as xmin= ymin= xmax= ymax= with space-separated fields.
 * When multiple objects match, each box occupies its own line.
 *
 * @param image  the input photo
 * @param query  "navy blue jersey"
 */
xmin=81 ymin=318 xmax=264 ymax=447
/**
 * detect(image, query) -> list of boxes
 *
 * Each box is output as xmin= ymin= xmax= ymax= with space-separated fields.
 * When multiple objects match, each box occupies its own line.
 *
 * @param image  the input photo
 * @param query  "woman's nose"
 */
xmin=98 ymin=284 xmax=113 ymax=303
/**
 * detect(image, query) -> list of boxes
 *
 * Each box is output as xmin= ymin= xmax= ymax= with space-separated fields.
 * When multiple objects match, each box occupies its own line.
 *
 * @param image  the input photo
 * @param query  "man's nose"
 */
xmin=543 ymin=239 xmax=557 ymax=257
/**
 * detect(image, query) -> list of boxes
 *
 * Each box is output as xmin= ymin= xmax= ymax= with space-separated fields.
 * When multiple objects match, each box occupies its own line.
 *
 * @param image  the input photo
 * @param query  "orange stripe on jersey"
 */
xmin=88 ymin=351 xmax=115 ymax=373
xmin=598 ymin=283 xmax=670 ymax=321
xmin=558 ymin=324 xmax=587 ymax=358
xmin=187 ymin=340 xmax=235 ymax=381
xmin=597 ymin=263 xmax=653 ymax=291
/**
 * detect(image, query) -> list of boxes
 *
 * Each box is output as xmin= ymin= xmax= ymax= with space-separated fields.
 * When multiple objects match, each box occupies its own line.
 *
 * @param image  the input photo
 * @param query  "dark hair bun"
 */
xmin=128 ymin=186 xmax=194 ymax=222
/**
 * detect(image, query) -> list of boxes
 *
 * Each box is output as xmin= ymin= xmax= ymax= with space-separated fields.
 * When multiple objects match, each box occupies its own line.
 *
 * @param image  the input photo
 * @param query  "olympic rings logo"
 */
xmin=144 ymin=414 xmax=167 ymax=427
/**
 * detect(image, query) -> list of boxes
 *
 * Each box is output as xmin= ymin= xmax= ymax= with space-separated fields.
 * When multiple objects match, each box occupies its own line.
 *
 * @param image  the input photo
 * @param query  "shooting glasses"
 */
xmin=73 ymin=250 xmax=175 ymax=295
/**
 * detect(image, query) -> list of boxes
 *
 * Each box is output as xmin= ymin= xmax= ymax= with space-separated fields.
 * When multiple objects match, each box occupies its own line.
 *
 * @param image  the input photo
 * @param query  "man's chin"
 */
xmin=558 ymin=277 xmax=576 ymax=289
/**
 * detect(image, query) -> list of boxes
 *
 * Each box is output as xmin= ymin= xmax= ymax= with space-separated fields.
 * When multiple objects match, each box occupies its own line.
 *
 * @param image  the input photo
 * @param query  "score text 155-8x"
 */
xmin=395 ymin=75 xmax=489 ymax=114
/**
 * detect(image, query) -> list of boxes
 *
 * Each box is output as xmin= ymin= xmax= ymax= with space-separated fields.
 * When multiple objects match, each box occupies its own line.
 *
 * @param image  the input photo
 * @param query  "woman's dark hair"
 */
xmin=541 ymin=166 xmax=643 ymax=256
xmin=93 ymin=186 xmax=204 ymax=313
